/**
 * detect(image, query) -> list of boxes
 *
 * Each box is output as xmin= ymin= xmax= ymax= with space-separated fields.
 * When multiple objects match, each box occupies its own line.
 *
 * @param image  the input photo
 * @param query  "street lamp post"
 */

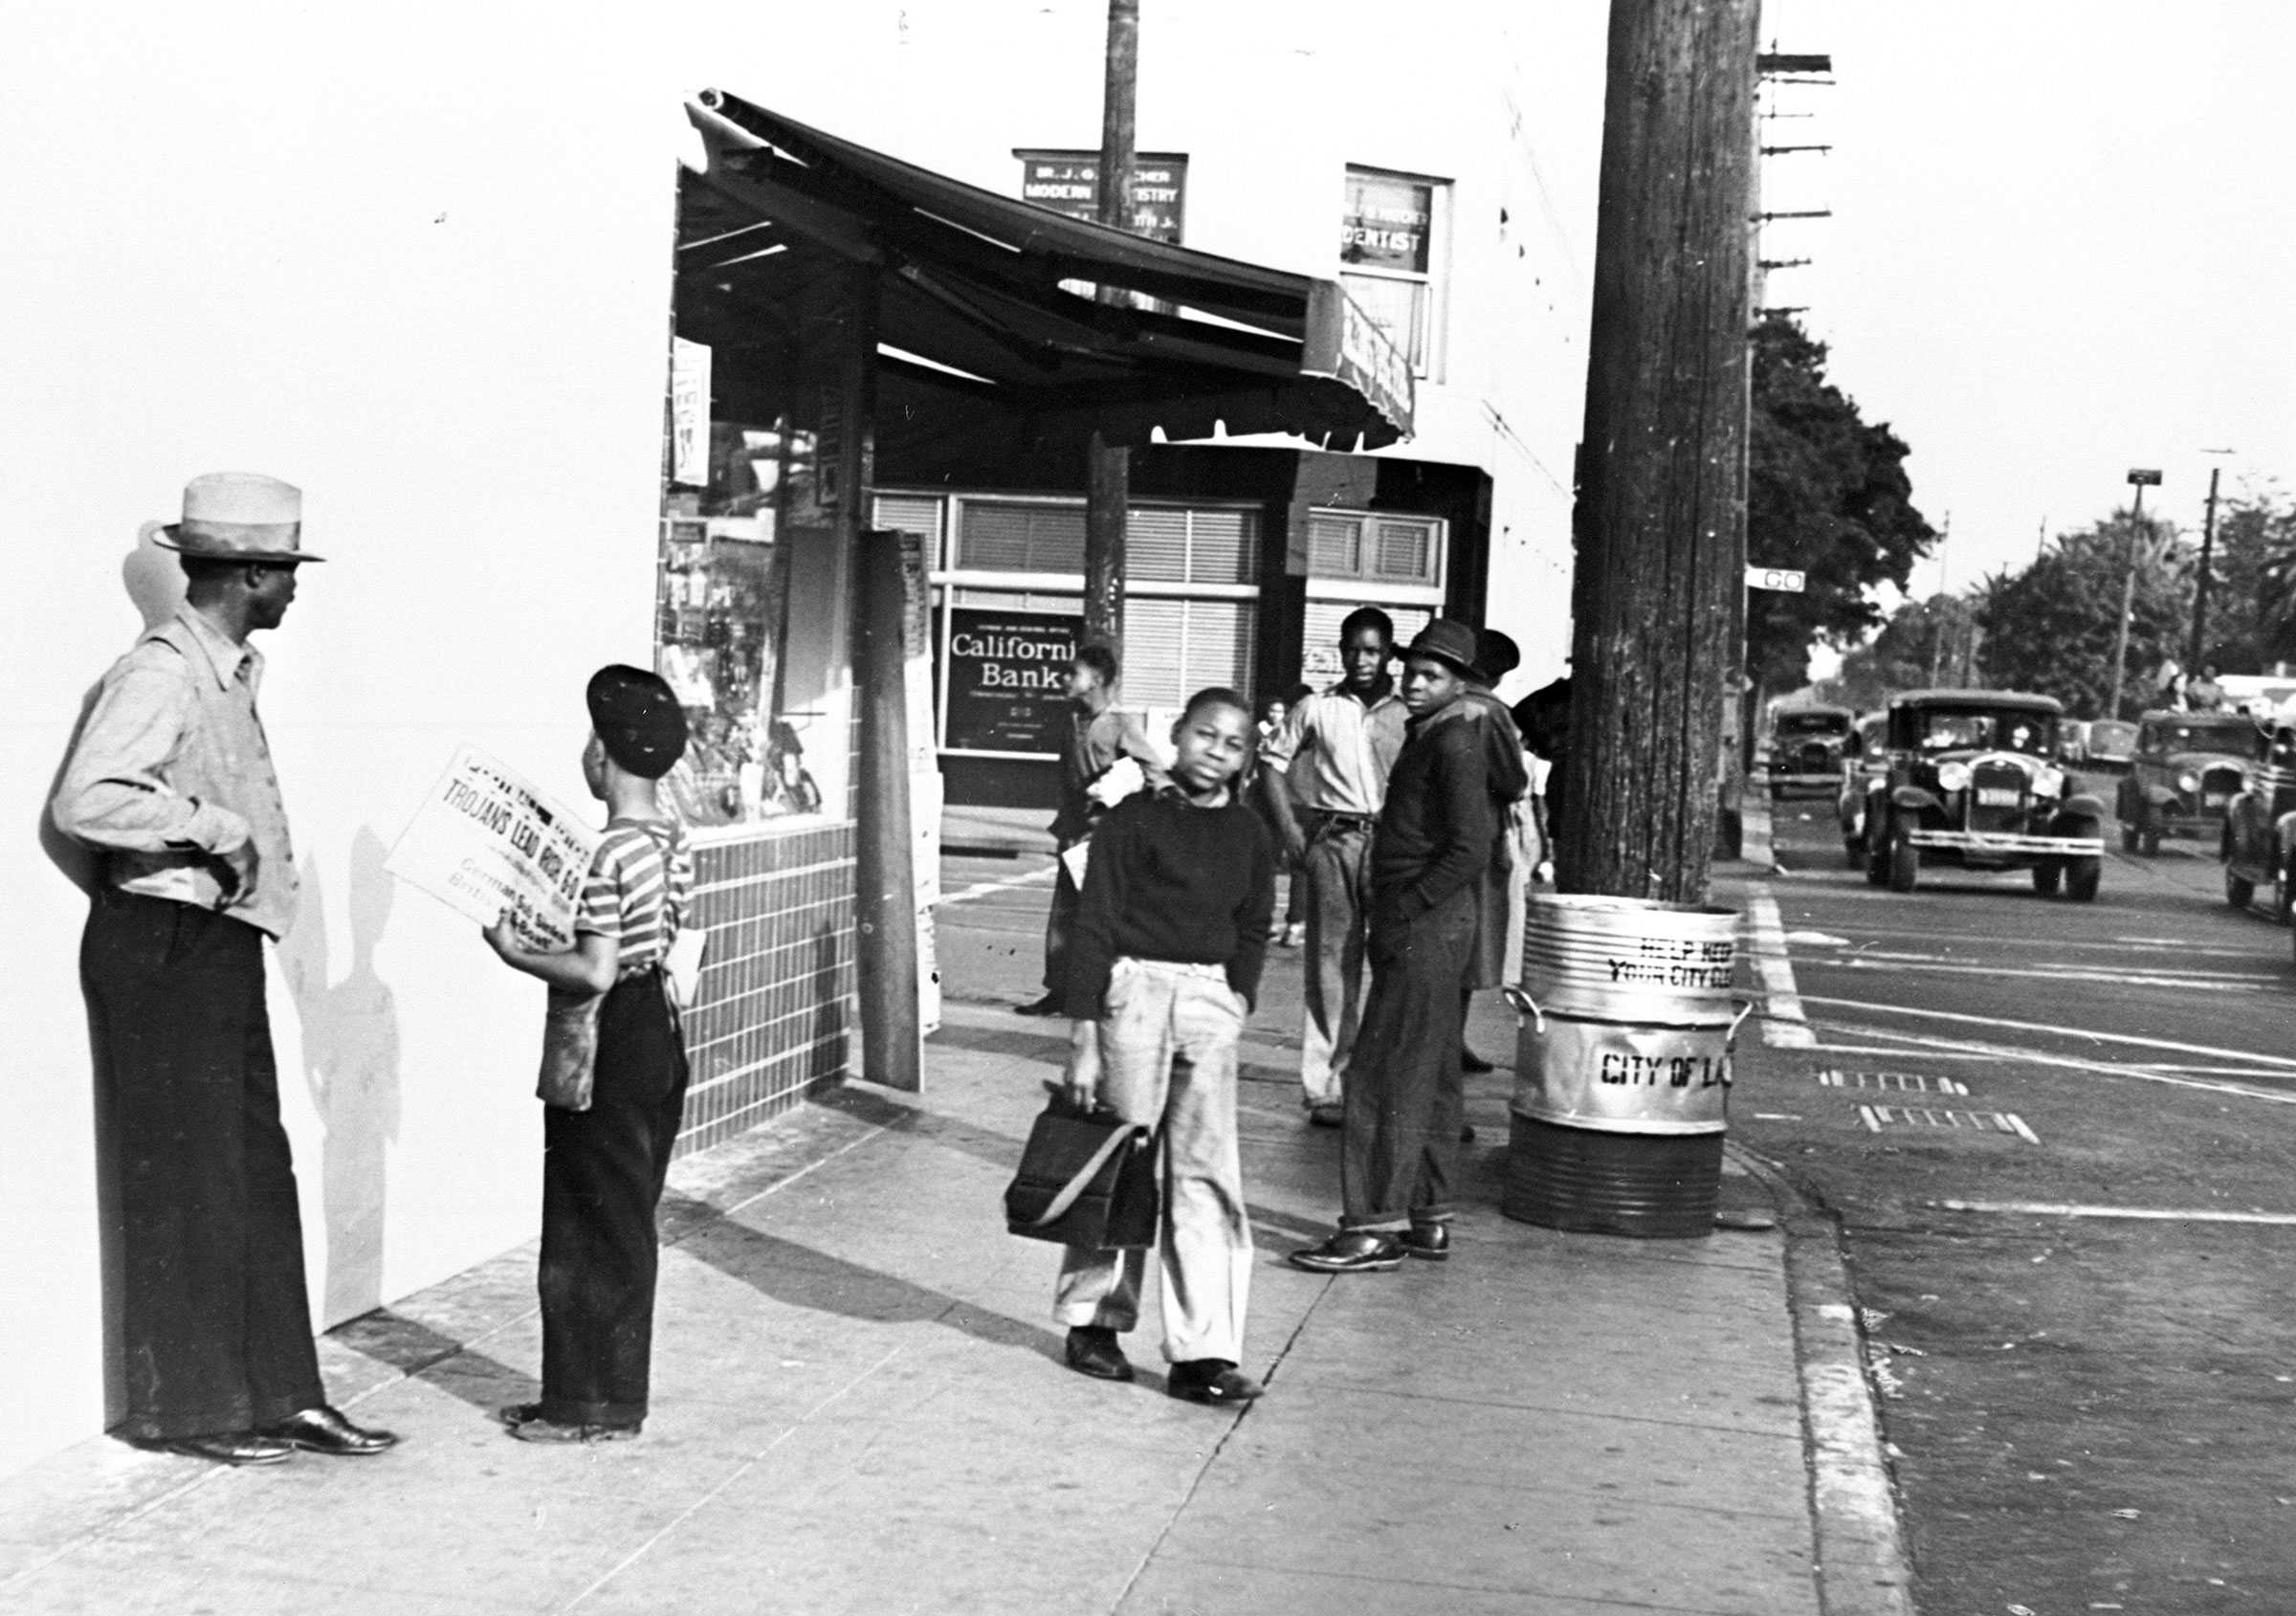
xmin=2107 ymin=467 xmax=2162 ymax=721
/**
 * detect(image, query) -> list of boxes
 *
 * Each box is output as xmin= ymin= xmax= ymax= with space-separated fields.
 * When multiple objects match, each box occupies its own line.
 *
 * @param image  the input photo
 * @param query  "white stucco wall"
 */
xmin=0 ymin=0 xmax=1598 ymax=1474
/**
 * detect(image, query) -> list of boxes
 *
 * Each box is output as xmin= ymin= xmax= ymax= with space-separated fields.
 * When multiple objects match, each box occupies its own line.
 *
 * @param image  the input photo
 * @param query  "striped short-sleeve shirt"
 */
xmin=576 ymin=819 xmax=693 ymax=976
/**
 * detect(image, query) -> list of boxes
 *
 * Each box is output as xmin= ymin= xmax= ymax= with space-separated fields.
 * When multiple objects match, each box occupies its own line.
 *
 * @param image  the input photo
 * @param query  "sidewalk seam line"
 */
xmin=1108 ymin=1280 xmax=1325 ymax=1611
xmin=556 ymin=1344 xmax=907 ymax=1613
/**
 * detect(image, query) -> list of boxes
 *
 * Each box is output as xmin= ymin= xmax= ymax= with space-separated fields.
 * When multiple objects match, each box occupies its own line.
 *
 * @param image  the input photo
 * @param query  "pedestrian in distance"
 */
xmin=53 ymin=472 xmax=398 ymax=1466
xmin=1253 ymin=682 xmax=1314 ymax=946
xmin=1257 ymin=608 xmax=1407 ymax=1126
xmin=1015 ymin=642 xmax=1168 ymax=1017
xmin=1291 ymin=620 xmax=1502 ymax=1274
xmin=484 ymin=666 xmax=695 ymax=1443
xmin=1054 ymin=687 xmax=1276 ymax=1405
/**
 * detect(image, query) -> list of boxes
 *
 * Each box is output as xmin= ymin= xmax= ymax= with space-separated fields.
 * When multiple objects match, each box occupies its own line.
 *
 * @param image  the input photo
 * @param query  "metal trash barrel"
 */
xmin=1502 ymin=894 xmax=1746 ymax=1239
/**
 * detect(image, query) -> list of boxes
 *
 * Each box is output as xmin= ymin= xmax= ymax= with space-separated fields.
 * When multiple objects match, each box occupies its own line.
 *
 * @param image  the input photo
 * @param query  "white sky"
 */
xmin=1755 ymin=0 xmax=2296 ymax=603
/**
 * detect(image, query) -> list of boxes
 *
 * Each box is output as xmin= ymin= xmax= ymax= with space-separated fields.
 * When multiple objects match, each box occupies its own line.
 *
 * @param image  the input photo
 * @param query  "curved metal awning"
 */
xmin=679 ymin=90 xmax=1412 ymax=456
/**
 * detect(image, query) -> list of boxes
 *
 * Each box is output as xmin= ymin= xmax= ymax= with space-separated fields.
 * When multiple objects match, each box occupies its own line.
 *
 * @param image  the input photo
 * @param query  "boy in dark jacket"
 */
xmin=1055 ymin=687 xmax=1276 ymax=1405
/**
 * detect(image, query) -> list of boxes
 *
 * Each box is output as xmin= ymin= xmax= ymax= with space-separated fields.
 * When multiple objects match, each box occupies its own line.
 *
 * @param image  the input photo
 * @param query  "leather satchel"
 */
xmin=1004 ymin=1095 xmax=1160 ymax=1250
xmin=537 ymin=985 xmax=603 ymax=1111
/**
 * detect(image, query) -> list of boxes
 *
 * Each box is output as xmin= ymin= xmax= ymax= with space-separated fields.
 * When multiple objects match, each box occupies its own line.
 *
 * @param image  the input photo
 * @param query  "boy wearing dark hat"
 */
xmin=483 ymin=665 xmax=695 ymax=1442
xmin=1291 ymin=620 xmax=1502 ymax=1273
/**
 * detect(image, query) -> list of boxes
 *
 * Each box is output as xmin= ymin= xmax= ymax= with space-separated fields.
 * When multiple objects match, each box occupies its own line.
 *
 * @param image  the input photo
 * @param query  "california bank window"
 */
xmin=1339 ymin=166 xmax=1448 ymax=381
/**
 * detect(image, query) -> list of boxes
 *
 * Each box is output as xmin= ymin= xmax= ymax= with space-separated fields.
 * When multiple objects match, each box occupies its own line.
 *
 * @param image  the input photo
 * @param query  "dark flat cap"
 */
xmin=1402 ymin=618 xmax=1482 ymax=680
xmin=586 ymin=665 xmax=689 ymax=780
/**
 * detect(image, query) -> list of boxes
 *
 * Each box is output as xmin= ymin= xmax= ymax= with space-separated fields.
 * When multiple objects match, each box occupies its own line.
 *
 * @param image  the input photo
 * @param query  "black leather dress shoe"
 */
xmin=257 ymin=1406 xmax=399 ymax=1456
xmin=1400 ymin=1222 xmax=1451 ymax=1262
xmin=1166 ymin=1360 xmax=1263 ymax=1405
xmin=1287 ymin=1231 xmax=1405 ymax=1273
xmin=1065 ymin=1326 xmax=1136 ymax=1383
xmin=157 ymin=1432 xmax=294 ymax=1467
xmin=1461 ymin=1047 xmax=1496 ymax=1074
xmin=1014 ymin=994 xmax=1065 ymax=1017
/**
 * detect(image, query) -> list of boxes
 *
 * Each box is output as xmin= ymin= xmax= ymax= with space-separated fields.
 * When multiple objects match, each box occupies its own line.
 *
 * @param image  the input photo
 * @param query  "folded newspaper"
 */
xmin=385 ymin=745 xmax=601 ymax=953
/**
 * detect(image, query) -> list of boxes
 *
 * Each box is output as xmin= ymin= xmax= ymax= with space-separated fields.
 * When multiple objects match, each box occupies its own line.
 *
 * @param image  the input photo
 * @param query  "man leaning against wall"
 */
xmin=51 ymin=473 xmax=398 ymax=1468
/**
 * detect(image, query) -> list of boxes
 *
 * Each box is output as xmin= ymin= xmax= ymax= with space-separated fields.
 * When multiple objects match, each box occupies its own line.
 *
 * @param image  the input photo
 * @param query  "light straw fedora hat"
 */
xmin=155 ymin=472 xmax=325 ymax=564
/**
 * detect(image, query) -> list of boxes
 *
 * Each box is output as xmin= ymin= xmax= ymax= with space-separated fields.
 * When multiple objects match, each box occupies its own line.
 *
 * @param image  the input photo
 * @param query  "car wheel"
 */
xmin=1888 ymin=825 xmax=1919 ymax=894
xmin=2066 ymin=855 xmax=2103 ymax=902
xmin=2033 ymin=860 xmax=2063 ymax=897
xmin=2227 ymin=867 xmax=2256 ymax=909
xmin=1865 ymin=819 xmax=1889 ymax=886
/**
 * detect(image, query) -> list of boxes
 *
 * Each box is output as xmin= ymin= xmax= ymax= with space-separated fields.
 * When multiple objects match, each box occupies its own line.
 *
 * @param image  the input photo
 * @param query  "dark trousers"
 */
xmin=538 ymin=967 xmax=690 ymax=1428
xmin=81 ymin=888 xmax=324 ymax=1441
xmin=1041 ymin=842 xmax=1083 ymax=995
xmin=1341 ymin=888 xmax=1477 ymax=1231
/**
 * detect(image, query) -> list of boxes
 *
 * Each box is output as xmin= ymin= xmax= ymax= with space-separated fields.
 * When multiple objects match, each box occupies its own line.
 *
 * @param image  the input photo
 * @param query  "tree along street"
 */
xmin=1745 ymin=798 xmax=2296 ymax=1612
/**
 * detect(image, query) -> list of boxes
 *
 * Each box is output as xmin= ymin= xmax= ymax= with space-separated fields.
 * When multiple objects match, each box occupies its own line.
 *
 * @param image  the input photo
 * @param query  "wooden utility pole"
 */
xmin=1558 ymin=0 xmax=1761 ymax=904
xmin=2107 ymin=469 xmax=2160 ymax=721
xmin=1082 ymin=0 xmax=1138 ymax=659
xmin=2189 ymin=464 xmax=2222 ymax=672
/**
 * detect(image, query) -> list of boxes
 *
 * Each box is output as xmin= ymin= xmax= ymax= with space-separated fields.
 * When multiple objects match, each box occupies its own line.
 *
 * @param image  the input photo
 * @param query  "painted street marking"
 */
xmin=1858 ymin=1105 xmax=2037 ymax=1141
xmin=938 ymin=866 xmax=1055 ymax=906
xmin=1819 ymin=1070 xmax=1970 ymax=1095
xmin=1824 ymin=958 xmax=2269 ymax=993
xmin=1810 ymin=1045 xmax=1996 ymax=1062
xmin=1746 ymin=891 xmax=1815 ymax=1048
xmin=1935 ymin=1200 xmax=2296 ymax=1226
xmin=1843 ymin=949 xmax=2276 ymax=981
xmin=1815 ymin=1017 xmax=2296 ymax=1107
xmin=1785 ymin=930 xmax=1850 ymax=946
xmin=1796 ymin=995 xmax=2296 ymax=1072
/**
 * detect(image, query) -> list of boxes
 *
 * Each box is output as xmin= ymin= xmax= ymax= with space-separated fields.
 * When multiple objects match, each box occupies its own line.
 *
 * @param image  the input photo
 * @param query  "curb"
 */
xmin=1723 ymin=808 xmax=1917 ymax=1616
xmin=1729 ymin=1142 xmax=1917 ymax=1616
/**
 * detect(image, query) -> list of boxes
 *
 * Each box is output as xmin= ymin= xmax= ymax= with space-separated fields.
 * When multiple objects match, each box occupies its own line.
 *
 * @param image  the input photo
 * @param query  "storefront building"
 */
xmin=1 ymin=6 xmax=1598 ymax=1475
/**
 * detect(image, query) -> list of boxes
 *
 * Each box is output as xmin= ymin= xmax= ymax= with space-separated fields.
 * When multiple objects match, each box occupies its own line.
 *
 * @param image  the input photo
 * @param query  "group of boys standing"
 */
xmin=1033 ymin=609 xmax=1545 ymax=1405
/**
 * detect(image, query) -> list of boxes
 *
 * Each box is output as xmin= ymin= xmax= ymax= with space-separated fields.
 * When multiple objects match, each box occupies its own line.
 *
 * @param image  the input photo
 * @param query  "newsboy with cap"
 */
xmin=482 ymin=662 xmax=697 ymax=1445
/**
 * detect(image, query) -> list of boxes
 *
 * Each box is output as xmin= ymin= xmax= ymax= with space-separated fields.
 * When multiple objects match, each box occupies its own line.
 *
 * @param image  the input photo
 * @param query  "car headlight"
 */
xmin=2178 ymin=771 xmax=2200 ymax=793
xmin=2034 ymin=766 xmax=2064 ymax=798
xmin=1936 ymin=762 xmax=1972 ymax=791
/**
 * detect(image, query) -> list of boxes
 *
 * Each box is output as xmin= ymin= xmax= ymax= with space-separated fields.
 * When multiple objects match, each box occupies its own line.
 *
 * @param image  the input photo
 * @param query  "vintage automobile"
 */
xmin=1767 ymin=703 xmax=1857 ymax=799
xmin=2220 ymin=719 xmax=2296 ymax=921
xmin=2114 ymin=710 xmax=2254 ymax=855
xmin=1858 ymin=690 xmax=2107 ymax=899
xmin=2086 ymin=719 xmax=2138 ymax=773
xmin=1835 ymin=713 xmax=1888 ymax=868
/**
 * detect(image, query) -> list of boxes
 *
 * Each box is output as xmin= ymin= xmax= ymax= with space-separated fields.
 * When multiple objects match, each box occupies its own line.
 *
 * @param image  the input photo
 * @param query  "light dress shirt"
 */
xmin=54 ymin=605 xmax=300 ymax=939
xmin=1260 ymin=683 xmax=1407 ymax=816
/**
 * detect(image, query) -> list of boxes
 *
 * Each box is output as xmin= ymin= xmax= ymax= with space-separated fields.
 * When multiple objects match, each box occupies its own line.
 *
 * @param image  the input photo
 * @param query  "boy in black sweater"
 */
xmin=1055 ymin=687 xmax=1276 ymax=1405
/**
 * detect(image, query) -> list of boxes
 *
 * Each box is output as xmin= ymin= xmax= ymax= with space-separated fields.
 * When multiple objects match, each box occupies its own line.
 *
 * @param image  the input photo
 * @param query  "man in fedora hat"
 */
xmin=1291 ymin=618 xmax=1503 ymax=1273
xmin=52 ymin=472 xmax=397 ymax=1465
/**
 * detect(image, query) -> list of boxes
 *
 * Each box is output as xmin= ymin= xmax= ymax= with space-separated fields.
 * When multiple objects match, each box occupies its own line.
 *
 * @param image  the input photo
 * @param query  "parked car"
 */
xmin=2221 ymin=719 xmax=2296 ymax=921
xmin=2086 ymin=719 xmax=2138 ymax=772
xmin=1767 ymin=703 xmax=1857 ymax=799
xmin=2114 ymin=711 xmax=2254 ymax=855
xmin=1835 ymin=713 xmax=1888 ymax=868
xmin=1856 ymin=690 xmax=2107 ymax=899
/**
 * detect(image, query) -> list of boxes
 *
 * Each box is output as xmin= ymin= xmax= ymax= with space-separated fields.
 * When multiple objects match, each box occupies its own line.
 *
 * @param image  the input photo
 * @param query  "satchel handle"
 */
xmin=1028 ymin=1121 xmax=1143 ymax=1228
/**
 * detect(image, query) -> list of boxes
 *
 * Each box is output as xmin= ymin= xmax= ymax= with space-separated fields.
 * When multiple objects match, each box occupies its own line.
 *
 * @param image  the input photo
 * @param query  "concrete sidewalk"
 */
xmin=0 ymin=844 xmax=1902 ymax=1615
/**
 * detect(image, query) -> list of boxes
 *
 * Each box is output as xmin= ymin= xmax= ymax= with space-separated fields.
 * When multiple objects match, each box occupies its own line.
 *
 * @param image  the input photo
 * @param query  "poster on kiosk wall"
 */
xmin=940 ymin=609 xmax=1078 ymax=755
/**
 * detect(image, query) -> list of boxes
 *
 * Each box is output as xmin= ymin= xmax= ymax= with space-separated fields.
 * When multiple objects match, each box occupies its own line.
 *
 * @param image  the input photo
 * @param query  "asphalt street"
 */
xmin=1743 ymin=787 xmax=2296 ymax=1614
